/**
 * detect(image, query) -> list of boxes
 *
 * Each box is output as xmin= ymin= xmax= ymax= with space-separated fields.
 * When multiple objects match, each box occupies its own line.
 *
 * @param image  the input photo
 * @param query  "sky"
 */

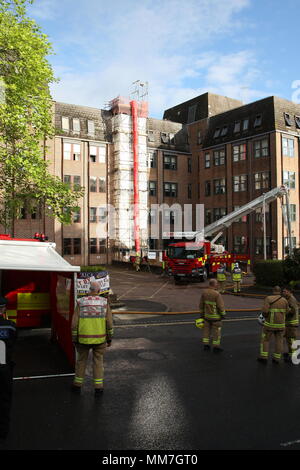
xmin=27 ymin=0 xmax=300 ymax=118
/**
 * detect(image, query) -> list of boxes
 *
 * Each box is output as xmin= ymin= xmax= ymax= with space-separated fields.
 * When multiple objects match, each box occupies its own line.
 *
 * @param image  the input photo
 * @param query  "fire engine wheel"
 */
xmin=200 ymin=268 xmax=208 ymax=282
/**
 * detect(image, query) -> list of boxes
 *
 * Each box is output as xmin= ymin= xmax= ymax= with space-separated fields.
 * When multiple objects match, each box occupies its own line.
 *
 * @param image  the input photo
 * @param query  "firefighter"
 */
xmin=217 ymin=263 xmax=227 ymax=294
xmin=134 ymin=252 xmax=141 ymax=272
xmin=0 ymin=296 xmax=17 ymax=439
xmin=71 ymin=282 xmax=114 ymax=396
xmin=282 ymin=286 xmax=299 ymax=363
xmin=232 ymin=262 xmax=242 ymax=293
xmin=199 ymin=278 xmax=226 ymax=353
xmin=257 ymin=286 xmax=289 ymax=364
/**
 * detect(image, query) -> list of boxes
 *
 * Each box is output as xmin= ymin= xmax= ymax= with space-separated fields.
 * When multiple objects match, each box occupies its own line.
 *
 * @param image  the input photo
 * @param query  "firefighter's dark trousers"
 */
xmin=74 ymin=343 xmax=106 ymax=389
xmin=284 ymin=326 xmax=298 ymax=357
xmin=259 ymin=327 xmax=284 ymax=362
xmin=202 ymin=320 xmax=222 ymax=348
xmin=0 ymin=363 xmax=14 ymax=438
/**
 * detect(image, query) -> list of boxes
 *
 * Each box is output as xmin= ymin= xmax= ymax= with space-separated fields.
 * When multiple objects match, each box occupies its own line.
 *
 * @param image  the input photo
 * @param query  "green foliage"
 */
xmin=80 ymin=266 xmax=106 ymax=272
xmin=283 ymin=248 xmax=300 ymax=285
xmin=253 ymin=260 xmax=285 ymax=287
xmin=0 ymin=0 xmax=83 ymax=233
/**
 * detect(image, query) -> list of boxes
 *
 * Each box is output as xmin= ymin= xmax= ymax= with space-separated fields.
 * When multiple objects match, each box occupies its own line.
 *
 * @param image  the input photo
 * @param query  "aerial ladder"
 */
xmin=194 ymin=185 xmax=293 ymax=258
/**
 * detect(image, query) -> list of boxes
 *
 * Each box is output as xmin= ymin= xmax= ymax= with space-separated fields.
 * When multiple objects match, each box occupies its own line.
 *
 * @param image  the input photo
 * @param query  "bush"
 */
xmin=253 ymin=260 xmax=285 ymax=287
xmin=283 ymin=248 xmax=300 ymax=284
xmin=80 ymin=265 xmax=106 ymax=272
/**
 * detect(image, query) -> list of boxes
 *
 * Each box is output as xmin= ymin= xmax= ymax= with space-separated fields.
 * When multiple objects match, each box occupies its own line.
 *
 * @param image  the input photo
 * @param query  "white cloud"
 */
xmin=29 ymin=0 xmax=268 ymax=117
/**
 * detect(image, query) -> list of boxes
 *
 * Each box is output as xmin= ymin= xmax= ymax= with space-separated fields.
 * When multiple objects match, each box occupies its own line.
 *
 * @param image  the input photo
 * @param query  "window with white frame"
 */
xmin=213 ymin=148 xmax=225 ymax=166
xmin=282 ymin=136 xmax=294 ymax=157
xmin=254 ymin=138 xmax=269 ymax=158
xmin=233 ymin=174 xmax=247 ymax=192
xmin=254 ymin=172 xmax=270 ymax=190
xmin=164 ymin=182 xmax=178 ymax=197
xmin=205 ymin=152 xmax=211 ymax=168
xmin=213 ymin=207 xmax=226 ymax=221
xmin=72 ymin=118 xmax=80 ymax=133
xmin=283 ymin=171 xmax=296 ymax=189
xmin=283 ymin=204 xmax=297 ymax=222
xmin=87 ymin=120 xmax=95 ymax=136
xmin=62 ymin=117 xmax=69 ymax=131
xmin=214 ymin=178 xmax=226 ymax=195
xmin=149 ymin=181 xmax=157 ymax=196
xmin=232 ymin=143 xmax=246 ymax=162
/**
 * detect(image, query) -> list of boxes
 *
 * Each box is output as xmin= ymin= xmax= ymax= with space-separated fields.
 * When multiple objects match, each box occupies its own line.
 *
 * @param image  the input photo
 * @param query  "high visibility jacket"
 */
xmin=199 ymin=288 xmax=226 ymax=321
xmin=286 ymin=294 xmax=299 ymax=327
xmin=71 ymin=295 xmax=114 ymax=345
xmin=217 ymin=267 xmax=226 ymax=281
xmin=262 ymin=295 xmax=289 ymax=330
xmin=232 ymin=267 xmax=242 ymax=281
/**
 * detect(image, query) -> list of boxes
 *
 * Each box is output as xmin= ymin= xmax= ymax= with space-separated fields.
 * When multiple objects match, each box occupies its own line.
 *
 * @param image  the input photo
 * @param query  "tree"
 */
xmin=0 ymin=0 xmax=83 ymax=235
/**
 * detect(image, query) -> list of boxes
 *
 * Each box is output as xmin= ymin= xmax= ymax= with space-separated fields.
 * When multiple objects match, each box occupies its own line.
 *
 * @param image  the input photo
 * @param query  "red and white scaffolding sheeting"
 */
xmin=110 ymin=96 xmax=148 ymax=259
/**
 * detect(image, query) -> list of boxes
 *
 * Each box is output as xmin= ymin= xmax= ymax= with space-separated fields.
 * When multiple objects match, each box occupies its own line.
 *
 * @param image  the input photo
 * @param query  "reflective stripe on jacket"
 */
xmin=286 ymin=295 xmax=299 ymax=327
xmin=199 ymin=288 xmax=226 ymax=321
xmin=232 ymin=268 xmax=242 ymax=281
xmin=217 ymin=268 xmax=226 ymax=281
xmin=262 ymin=295 xmax=289 ymax=331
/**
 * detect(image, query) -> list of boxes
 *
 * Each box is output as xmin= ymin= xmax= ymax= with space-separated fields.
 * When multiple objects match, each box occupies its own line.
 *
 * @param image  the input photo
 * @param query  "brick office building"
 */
xmin=185 ymin=95 xmax=300 ymax=260
xmin=4 ymin=91 xmax=300 ymax=265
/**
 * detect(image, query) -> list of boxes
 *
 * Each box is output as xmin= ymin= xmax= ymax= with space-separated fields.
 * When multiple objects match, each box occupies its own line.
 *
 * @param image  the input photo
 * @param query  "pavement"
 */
xmin=1 ymin=267 xmax=298 ymax=451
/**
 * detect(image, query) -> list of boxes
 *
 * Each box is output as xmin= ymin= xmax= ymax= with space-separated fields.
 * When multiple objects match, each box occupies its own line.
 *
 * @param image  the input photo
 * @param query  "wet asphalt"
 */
xmin=1 ymin=315 xmax=300 ymax=451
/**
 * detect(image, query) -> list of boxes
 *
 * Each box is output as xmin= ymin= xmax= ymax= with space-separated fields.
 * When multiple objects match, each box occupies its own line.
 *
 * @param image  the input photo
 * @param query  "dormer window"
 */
xmin=284 ymin=112 xmax=292 ymax=127
xmin=221 ymin=125 xmax=228 ymax=137
xmin=295 ymin=116 xmax=300 ymax=129
xmin=213 ymin=128 xmax=221 ymax=138
xmin=242 ymin=118 xmax=249 ymax=131
xmin=254 ymin=114 xmax=262 ymax=128
xmin=234 ymin=121 xmax=241 ymax=133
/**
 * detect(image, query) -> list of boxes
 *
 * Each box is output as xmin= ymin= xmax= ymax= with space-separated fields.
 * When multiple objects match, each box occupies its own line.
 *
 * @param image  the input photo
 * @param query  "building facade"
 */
xmin=3 ymin=91 xmax=300 ymax=266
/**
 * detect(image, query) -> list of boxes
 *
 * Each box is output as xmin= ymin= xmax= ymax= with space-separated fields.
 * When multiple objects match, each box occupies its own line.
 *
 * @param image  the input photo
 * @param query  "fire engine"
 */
xmin=163 ymin=186 xmax=292 ymax=282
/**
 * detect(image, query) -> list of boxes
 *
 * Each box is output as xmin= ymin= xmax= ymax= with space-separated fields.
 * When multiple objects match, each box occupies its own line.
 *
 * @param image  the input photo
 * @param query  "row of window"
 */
xmin=149 ymin=181 xmax=192 ymax=199
xmin=205 ymin=204 xmax=297 ymax=225
xmin=212 ymin=115 xmax=262 ymax=140
xmin=61 ymin=117 xmax=96 ymax=136
xmin=148 ymin=151 xmax=192 ymax=173
xmin=63 ymin=238 xmax=107 ymax=256
xmin=204 ymin=138 xmax=269 ymax=167
xmin=63 ymin=175 xmax=106 ymax=192
xmin=63 ymin=142 xmax=106 ymax=163
xmin=204 ymin=172 xmax=271 ymax=196
xmin=148 ymin=131 xmax=188 ymax=145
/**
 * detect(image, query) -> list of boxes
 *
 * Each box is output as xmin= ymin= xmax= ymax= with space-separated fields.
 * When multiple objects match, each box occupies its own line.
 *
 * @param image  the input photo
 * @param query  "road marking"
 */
xmin=117 ymin=286 xmax=138 ymax=300
xmin=149 ymin=281 xmax=169 ymax=299
xmin=280 ymin=439 xmax=300 ymax=448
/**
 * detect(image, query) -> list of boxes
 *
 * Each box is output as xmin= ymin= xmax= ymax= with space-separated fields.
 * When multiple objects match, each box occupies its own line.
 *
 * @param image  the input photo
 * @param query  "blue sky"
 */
xmin=28 ymin=0 xmax=300 ymax=118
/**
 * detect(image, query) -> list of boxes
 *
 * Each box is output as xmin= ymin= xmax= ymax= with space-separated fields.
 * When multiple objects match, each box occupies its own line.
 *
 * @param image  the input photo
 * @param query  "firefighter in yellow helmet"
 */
xmin=199 ymin=278 xmax=226 ymax=352
xmin=257 ymin=286 xmax=289 ymax=364
xmin=232 ymin=262 xmax=242 ymax=293
xmin=216 ymin=263 xmax=227 ymax=294
xmin=71 ymin=282 xmax=114 ymax=396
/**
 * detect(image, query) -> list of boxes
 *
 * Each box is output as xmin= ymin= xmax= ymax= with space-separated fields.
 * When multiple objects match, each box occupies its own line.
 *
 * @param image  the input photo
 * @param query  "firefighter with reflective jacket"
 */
xmin=232 ymin=262 xmax=242 ymax=293
xmin=0 ymin=296 xmax=17 ymax=439
xmin=199 ymin=278 xmax=226 ymax=353
xmin=71 ymin=282 xmax=114 ymax=396
xmin=258 ymin=286 xmax=289 ymax=364
xmin=217 ymin=263 xmax=227 ymax=294
xmin=282 ymin=286 xmax=299 ymax=363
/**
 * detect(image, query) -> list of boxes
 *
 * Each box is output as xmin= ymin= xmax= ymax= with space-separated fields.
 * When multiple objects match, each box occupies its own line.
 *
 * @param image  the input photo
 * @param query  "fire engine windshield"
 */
xmin=167 ymin=245 xmax=204 ymax=259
